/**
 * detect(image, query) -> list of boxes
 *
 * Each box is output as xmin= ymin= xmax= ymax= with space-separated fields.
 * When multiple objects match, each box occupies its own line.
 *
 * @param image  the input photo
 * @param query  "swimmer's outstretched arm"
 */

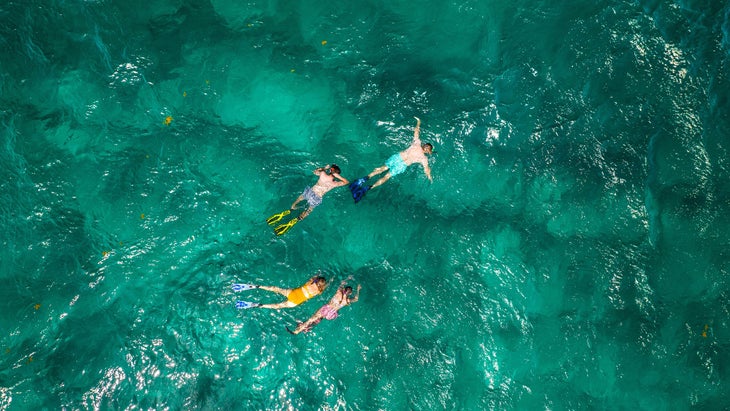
xmin=423 ymin=160 xmax=432 ymax=182
xmin=412 ymin=117 xmax=422 ymax=144
xmin=349 ymin=284 xmax=362 ymax=304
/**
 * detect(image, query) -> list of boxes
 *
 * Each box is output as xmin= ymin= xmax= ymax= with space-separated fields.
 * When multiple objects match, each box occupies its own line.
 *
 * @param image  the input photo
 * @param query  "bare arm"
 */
xmin=412 ymin=117 xmax=422 ymax=145
xmin=313 ymin=164 xmax=330 ymax=175
xmin=348 ymin=284 xmax=362 ymax=304
xmin=422 ymin=159 xmax=432 ymax=182
xmin=331 ymin=172 xmax=349 ymax=185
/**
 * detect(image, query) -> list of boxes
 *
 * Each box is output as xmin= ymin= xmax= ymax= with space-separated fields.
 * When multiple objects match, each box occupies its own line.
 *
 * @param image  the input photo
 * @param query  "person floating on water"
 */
xmin=349 ymin=117 xmax=433 ymax=202
xmin=233 ymin=275 xmax=328 ymax=309
xmin=267 ymin=164 xmax=350 ymax=235
xmin=287 ymin=280 xmax=361 ymax=334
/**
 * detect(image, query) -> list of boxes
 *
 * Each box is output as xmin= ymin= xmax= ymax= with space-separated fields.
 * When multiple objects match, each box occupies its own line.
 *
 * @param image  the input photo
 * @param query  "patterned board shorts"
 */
xmin=302 ymin=186 xmax=323 ymax=208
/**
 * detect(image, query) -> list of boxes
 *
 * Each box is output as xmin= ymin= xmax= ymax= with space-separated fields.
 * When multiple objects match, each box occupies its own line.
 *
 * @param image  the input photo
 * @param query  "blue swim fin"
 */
xmin=232 ymin=283 xmax=257 ymax=292
xmin=349 ymin=177 xmax=371 ymax=203
xmin=236 ymin=300 xmax=260 ymax=309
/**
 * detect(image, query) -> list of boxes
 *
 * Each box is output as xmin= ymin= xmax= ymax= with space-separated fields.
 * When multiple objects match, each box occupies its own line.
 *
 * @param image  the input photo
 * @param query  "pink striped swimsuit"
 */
xmin=318 ymin=304 xmax=339 ymax=320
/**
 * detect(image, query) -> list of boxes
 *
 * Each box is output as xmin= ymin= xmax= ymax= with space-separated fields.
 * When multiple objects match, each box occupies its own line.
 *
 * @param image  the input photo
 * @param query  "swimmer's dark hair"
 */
xmin=343 ymin=286 xmax=353 ymax=295
xmin=422 ymin=143 xmax=433 ymax=154
xmin=330 ymin=164 xmax=342 ymax=174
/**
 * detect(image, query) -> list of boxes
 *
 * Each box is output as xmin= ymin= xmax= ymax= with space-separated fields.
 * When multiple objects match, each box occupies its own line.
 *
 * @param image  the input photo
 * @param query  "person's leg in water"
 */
xmin=367 ymin=165 xmax=391 ymax=189
xmin=257 ymin=285 xmax=290 ymax=297
xmin=295 ymin=206 xmax=314 ymax=221
xmin=238 ymin=285 xmax=298 ymax=309
xmin=290 ymin=191 xmax=317 ymax=221
xmin=287 ymin=195 xmax=310 ymax=220
xmin=289 ymin=194 xmax=304 ymax=212
xmin=274 ymin=187 xmax=320 ymax=234
xmin=288 ymin=312 xmax=325 ymax=334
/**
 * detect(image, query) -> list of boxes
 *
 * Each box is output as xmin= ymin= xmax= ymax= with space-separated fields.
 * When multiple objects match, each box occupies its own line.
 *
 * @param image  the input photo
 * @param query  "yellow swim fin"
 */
xmin=266 ymin=209 xmax=291 ymax=226
xmin=274 ymin=218 xmax=299 ymax=236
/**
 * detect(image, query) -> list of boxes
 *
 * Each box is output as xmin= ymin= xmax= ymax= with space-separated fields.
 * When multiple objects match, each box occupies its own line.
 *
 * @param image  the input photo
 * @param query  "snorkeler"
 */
xmin=233 ymin=275 xmax=328 ymax=309
xmin=349 ymin=117 xmax=433 ymax=202
xmin=266 ymin=164 xmax=350 ymax=235
xmin=286 ymin=280 xmax=361 ymax=334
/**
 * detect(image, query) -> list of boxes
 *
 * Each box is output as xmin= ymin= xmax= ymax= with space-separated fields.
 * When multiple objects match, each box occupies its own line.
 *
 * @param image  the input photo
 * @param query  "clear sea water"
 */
xmin=1 ymin=0 xmax=729 ymax=409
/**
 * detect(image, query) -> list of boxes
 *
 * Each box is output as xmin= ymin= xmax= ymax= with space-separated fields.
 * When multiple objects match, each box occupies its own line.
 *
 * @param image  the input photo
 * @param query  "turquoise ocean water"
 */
xmin=2 ymin=0 xmax=729 ymax=409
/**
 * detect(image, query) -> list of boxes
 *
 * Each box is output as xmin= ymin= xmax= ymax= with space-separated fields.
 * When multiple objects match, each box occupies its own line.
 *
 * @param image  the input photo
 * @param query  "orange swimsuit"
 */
xmin=287 ymin=285 xmax=314 ymax=305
